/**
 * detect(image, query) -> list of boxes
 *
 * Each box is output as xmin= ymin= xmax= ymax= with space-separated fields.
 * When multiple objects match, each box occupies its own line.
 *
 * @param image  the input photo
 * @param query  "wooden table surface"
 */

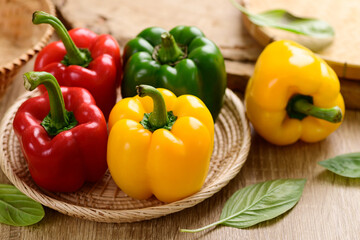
xmin=1 ymin=58 xmax=360 ymax=240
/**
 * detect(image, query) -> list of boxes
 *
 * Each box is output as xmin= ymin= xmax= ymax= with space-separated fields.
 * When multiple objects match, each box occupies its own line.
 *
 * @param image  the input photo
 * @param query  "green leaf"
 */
xmin=0 ymin=184 xmax=45 ymax=226
xmin=230 ymin=0 xmax=334 ymax=38
xmin=180 ymin=179 xmax=306 ymax=233
xmin=219 ymin=179 xmax=306 ymax=228
xmin=249 ymin=10 xmax=334 ymax=38
xmin=318 ymin=153 xmax=360 ymax=178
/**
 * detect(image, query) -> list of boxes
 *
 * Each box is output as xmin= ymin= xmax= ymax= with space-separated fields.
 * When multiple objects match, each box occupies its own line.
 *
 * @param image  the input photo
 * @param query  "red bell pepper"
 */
xmin=32 ymin=11 xmax=121 ymax=119
xmin=13 ymin=71 xmax=108 ymax=192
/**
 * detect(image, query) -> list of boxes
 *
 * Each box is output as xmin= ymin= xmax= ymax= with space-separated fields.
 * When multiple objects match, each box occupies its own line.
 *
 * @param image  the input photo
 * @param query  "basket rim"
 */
xmin=0 ymin=88 xmax=251 ymax=223
xmin=0 ymin=0 xmax=55 ymax=75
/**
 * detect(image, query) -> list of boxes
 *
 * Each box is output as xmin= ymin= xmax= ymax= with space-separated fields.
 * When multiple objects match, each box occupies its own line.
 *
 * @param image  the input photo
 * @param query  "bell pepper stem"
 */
xmin=157 ymin=32 xmax=184 ymax=64
xmin=137 ymin=85 xmax=168 ymax=129
xmin=291 ymin=96 xmax=342 ymax=123
xmin=23 ymin=71 xmax=78 ymax=136
xmin=32 ymin=11 xmax=90 ymax=67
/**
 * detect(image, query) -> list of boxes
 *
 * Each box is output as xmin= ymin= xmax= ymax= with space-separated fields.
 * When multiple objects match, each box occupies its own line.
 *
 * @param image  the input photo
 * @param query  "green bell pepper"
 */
xmin=121 ymin=26 xmax=227 ymax=120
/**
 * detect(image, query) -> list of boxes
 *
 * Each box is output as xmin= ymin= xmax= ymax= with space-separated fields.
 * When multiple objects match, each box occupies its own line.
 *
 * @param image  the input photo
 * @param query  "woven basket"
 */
xmin=0 ymin=0 xmax=54 ymax=100
xmin=0 ymin=89 xmax=251 ymax=223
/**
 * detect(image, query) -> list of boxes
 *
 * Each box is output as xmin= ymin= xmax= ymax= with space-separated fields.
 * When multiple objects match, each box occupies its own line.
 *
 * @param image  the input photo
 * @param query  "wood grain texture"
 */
xmin=0 ymin=54 xmax=360 ymax=240
xmin=53 ymin=0 xmax=263 ymax=63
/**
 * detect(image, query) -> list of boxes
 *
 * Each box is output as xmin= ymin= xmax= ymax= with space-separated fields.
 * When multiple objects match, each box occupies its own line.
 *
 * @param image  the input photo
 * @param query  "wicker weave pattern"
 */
xmin=0 ymin=0 xmax=54 ymax=100
xmin=0 ymin=89 xmax=251 ymax=223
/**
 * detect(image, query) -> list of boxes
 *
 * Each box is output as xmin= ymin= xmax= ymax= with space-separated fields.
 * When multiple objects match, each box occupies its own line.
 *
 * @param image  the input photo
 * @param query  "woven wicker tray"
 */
xmin=0 ymin=89 xmax=250 ymax=223
xmin=0 ymin=0 xmax=54 ymax=100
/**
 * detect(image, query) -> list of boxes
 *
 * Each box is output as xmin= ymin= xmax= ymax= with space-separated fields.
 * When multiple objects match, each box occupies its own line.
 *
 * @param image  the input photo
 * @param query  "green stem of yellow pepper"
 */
xmin=287 ymin=94 xmax=342 ymax=123
xmin=157 ymin=32 xmax=184 ymax=64
xmin=137 ymin=85 xmax=169 ymax=129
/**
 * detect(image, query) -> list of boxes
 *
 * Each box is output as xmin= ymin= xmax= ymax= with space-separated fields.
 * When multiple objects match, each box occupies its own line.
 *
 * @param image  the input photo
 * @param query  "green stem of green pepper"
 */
xmin=287 ymin=94 xmax=342 ymax=123
xmin=137 ymin=85 xmax=169 ymax=129
xmin=157 ymin=32 xmax=184 ymax=64
xmin=32 ymin=11 xmax=92 ymax=67
xmin=23 ymin=71 xmax=78 ymax=136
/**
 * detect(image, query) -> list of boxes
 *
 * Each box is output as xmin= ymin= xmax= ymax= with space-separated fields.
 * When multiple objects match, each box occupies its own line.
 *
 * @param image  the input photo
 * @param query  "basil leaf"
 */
xmin=319 ymin=153 xmax=360 ymax=178
xmin=0 ymin=184 xmax=45 ymax=226
xmin=219 ymin=179 xmax=306 ymax=228
xmin=180 ymin=179 xmax=306 ymax=233
xmin=230 ymin=0 xmax=334 ymax=38
xmin=249 ymin=10 xmax=334 ymax=38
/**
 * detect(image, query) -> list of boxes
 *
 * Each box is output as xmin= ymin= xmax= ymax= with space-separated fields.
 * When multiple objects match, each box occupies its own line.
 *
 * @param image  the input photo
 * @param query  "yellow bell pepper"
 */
xmin=107 ymin=85 xmax=214 ymax=203
xmin=245 ymin=40 xmax=345 ymax=146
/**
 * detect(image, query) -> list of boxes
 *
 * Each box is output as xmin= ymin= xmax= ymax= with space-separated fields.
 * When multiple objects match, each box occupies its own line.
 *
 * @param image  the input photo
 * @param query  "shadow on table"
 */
xmin=315 ymin=170 xmax=360 ymax=188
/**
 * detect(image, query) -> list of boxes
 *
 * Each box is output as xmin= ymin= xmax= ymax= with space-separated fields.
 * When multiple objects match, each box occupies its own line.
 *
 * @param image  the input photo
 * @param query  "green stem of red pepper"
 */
xmin=157 ymin=32 xmax=184 ymax=64
xmin=32 ymin=11 xmax=92 ymax=67
xmin=287 ymin=94 xmax=342 ymax=123
xmin=137 ymin=85 xmax=177 ymax=132
xmin=23 ymin=71 xmax=78 ymax=136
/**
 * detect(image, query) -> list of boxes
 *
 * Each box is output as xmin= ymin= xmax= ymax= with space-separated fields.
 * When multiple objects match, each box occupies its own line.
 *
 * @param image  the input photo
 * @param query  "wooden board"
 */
xmin=242 ymin=0 xmax=360 ymax=80
xmin=54 ymin=0 xmax=262 ymax=92
xmin=54 ymin=0 xmax=263 ymax=62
